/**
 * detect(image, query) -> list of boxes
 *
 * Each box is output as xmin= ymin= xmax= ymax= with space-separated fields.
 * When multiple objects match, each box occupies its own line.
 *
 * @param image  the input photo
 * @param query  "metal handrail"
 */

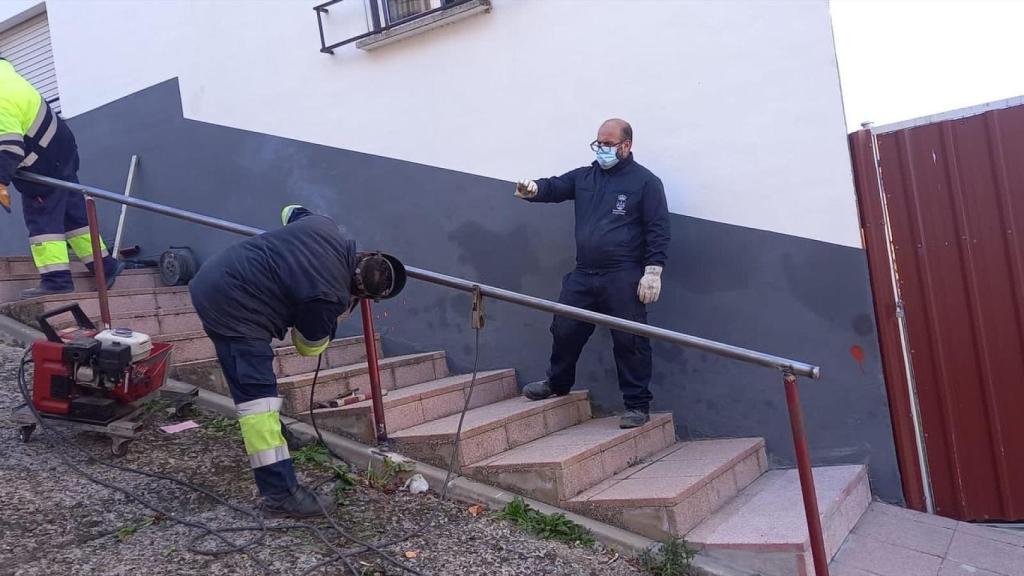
xmin=13 ymin=171 xmax=820 ymax=378
xmin=13 ymin=170 xmax=831 ymax=575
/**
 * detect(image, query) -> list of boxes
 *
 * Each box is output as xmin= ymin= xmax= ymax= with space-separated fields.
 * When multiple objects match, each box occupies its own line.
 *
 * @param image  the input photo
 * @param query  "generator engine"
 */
xmin=31 ymin=303 xmax=172 ymax=424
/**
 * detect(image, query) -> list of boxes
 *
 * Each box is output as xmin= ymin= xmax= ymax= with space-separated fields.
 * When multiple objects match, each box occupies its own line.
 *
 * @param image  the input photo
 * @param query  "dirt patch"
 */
xmin=0 ymin=343 xmax=642 ymax=576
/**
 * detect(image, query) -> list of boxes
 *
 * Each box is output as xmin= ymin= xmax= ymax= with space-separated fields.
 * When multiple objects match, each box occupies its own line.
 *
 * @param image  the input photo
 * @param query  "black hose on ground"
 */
xmin=15 ymin=334 xmax=488 ymax=575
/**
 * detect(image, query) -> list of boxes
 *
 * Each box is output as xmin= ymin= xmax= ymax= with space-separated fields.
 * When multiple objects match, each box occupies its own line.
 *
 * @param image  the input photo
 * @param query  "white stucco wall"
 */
xmin=0 ymin=0 xmax=861 ymax=248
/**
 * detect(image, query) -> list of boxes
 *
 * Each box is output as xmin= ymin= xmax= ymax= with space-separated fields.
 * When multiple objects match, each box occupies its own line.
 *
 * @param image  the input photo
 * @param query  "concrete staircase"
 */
xmin=0 ymin=256 xmax=872 ymax=575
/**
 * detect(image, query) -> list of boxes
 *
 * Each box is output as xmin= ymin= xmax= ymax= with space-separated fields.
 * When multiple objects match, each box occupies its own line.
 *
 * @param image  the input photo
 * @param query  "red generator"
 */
xmin=30 ymin=303 xmax=172 ymax=424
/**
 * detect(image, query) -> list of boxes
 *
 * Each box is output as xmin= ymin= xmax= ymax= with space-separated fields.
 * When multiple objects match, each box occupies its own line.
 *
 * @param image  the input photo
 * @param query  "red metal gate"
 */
xmin=851 ymin=102 xmax=1024 ymax=522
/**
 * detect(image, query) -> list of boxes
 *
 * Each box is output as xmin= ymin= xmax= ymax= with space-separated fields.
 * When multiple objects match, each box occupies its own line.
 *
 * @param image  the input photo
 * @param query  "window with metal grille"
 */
xmin=385 ymin=0 xmax=431 ymax=24
xmin=0 ymin=12 xmax=60 ymax=115
xmin=315 ymin=0 xmax=490 ymax=53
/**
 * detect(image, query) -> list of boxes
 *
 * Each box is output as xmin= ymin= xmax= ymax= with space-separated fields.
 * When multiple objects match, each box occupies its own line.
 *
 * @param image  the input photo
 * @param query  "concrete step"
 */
xmin=163 ymin=331 xmax=378 ymax=370
xmin=566 ymin=437 xmax=767 ymax=541
xmin=0 ymin=255 xmax=88 ymax=276
xmin=85 ymin=306 xmax=204 ymax=336
xmin=296 ymin=369 xmax=518 ymax=443
xmin=170 ymin=335 xmax=377 ymax=396
xmin=2 ymin=286 xmax=192 ymax=327
xmin=464 ymin=413 xmax=676 ymax=506
xmin=390 ymin=391 xmax=592 ymax=470
xmin=0 ymin=268 xmax=162 ymax=304
xmin=153 ymin=331 xmax=215 ymax=363
xmin=276 ymin=351 xmax=449 ymax=415
xmin=686 ymin=465 xmax=871 ymax=576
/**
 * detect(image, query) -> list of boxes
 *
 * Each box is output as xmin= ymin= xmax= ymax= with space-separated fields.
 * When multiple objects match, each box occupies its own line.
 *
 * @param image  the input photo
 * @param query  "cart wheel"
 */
xmin=111 ymin=439 xmax=132 ymax=457
xmin=18 ymin=424 xmax=35 ymax=443
xmin=174 ymin=403 xmax=195 ymax=419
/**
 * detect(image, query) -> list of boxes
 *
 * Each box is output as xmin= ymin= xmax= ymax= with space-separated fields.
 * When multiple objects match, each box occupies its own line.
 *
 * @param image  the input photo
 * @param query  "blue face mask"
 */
xmin=595 ymin=146 xmax=620 ymax=169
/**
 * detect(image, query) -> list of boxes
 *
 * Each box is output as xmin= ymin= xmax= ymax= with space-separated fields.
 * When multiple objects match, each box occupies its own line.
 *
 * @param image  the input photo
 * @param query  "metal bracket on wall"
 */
xmin=471 ymin=285 xmax=485 ymax=330
xmin=112 ymin=154 xmax=139 ymax=260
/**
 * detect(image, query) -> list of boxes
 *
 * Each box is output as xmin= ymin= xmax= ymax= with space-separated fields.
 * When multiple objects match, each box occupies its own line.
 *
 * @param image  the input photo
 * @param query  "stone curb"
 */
xmin=0 ymin=314 xmax=43 ymax=347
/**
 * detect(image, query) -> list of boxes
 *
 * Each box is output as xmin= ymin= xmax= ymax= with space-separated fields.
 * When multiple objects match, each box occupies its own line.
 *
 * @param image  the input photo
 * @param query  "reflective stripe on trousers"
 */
xmin=236 ymin=397 xmax=290 ymax=469
xmin=65 ymin=225 xmax=105 ymax=264
xmin=28 ymin=233 xmax=70 ymax=273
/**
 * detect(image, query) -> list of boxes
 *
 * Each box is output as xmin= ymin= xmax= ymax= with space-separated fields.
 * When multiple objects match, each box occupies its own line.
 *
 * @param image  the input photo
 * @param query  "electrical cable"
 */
xmin=16 ymin=349 xmax=391 ymax=575
xmin=304 ymin=326 xmax=483 ymax=575
xmin=15 ymin=304 xmax=485 ymax=575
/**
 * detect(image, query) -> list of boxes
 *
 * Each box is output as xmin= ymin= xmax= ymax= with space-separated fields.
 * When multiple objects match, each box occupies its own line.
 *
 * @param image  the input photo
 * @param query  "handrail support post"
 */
xmin=360 ymin=298 xmax=387 ymax=442
xmin=84 ymin=196 xmax=111 ymax=328
xmin=784 ymin=369 xmax=830 ymax=575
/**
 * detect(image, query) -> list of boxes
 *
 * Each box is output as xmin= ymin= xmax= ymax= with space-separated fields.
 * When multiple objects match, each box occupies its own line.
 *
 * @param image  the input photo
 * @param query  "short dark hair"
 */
xmin=357 ymin=255 xmax=394 ymax=297
xmin=620 ymin=121 xmax=633 ymax=142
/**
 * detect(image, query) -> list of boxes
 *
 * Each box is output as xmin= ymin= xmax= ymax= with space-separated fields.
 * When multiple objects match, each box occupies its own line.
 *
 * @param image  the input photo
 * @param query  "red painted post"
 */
xmin=85 ymin=197 xmax=111 ymax=328
xmin=360 ymin=298 xmax=387 ymax=441
xmin=784 ymin=371 xmax=829 ymax=576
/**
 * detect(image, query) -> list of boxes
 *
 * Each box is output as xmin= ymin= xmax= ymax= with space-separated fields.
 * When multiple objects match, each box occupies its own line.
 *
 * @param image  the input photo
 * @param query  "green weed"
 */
xmin=292 ymin=443 xmax=332 ymax=468
xmin=332 ymin=462 xmax=360 ymax=503
xmin=637 ymin=538 xmax=696 ymax=576
xmin=116 ymin=515 xmax=161 ymax=543
xmin=365 ymin=456 xmax=414 ymax=490
xmin=141 ymin=398 xmax=170 ymax=415
xmin=496 ymin=497 xmax=595 ymax=547
xmin=205 ymin=416 xmax=241 ymax=438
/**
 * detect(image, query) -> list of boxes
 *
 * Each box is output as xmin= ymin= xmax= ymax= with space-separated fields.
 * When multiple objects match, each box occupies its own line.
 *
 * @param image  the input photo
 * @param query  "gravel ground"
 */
xmin=0 ymin=343 xmax=645 ymax=576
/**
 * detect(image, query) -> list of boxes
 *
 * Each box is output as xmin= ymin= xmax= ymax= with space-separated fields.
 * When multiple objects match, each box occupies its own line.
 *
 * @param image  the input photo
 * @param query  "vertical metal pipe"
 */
xmin=784 ymin=371 xmax=829 ymax=576
xmin=112 ymin=154 xmax=139 ymax=259
xmin=360 ymin=299 xmax=387 ymax=441
xmin=369 ymin=0 xmax=382 ymax=30
xmin=84 ymin=197 xmax=111 ymax=328
xmin=316 ymin=8 xmax=329 ymax=52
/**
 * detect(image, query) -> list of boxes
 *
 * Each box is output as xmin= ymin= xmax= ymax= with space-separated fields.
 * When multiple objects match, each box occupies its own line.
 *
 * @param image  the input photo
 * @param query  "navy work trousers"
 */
xmin=16 ymin=135 xmax=117 ymax=290
xmin=547 ymin=267 xmax=653 ymax=412
xmin=208 ymin=334 xmax=298 ymax=498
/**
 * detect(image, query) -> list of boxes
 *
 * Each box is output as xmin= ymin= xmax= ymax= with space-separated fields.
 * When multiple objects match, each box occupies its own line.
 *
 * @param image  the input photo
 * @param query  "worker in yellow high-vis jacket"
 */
xmin=0 ymin=57 xmax=122 ymax=299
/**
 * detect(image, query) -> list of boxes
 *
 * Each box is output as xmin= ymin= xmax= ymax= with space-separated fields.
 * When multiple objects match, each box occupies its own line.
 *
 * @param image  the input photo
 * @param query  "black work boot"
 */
xmin=20 ymin=284 xmax=74 ymax=300
xmin=87 ymin=257 xmax=125 ymax=289
xmin=619 ymin=409 xmax=651 ymax=429
xmin=262 ymin=485 xmax=336 ymax=519
xmin=522 ymin=380 xmax=569 ymax=401
xmin=20 ymin=270 xmax=75 ymax=300
xmin=105 ymin=259 xmax=126 ymax=289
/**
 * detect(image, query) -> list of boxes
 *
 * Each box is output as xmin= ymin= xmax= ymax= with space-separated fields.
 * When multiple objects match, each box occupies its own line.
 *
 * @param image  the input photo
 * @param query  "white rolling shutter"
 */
xmin=0 ymin=13 xmax=60 ymax=114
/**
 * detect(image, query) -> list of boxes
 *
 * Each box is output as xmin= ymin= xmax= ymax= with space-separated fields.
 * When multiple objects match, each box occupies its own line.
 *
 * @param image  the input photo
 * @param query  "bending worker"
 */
xmin=515 ymin=118 xmax=670 ymax=429
xmin=189 ymin=205 xmax=406 ymax=517
xmin=0 ymin=57 xmax=122 ymax=299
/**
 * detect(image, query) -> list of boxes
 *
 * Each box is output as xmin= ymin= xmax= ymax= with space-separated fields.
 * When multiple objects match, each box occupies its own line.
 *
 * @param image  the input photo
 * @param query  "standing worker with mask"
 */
xmin=515 ymin=118 xmax=670 ymax=429
xmin=0 ymin=57 xmax=123 ymax=299
xmin=189 ymin=205 xmax=406 ymax=517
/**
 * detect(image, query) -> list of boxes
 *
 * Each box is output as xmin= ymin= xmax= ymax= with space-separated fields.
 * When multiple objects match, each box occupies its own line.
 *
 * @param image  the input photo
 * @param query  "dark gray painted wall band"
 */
xmin=5 ymin=79 xmax=903 ymax=503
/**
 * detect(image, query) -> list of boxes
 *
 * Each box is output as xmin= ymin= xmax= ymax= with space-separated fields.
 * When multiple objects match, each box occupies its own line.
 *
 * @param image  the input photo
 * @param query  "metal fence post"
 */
xmin=784 ymin=370 xmax=829 ymax=575
xmin=360 ymin=299 xmax=387 ymax=442
xmin=84 ymin=196 xmax=111 ymax=328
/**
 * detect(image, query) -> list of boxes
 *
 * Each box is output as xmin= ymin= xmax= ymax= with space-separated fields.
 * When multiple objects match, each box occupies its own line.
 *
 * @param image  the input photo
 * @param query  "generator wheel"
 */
xmin=18 ymin=424 xmax=35 ymax=443
xmin=111 ymin=438 xmax=132 ymax=457
xmin=159 ymin=247 xmax=198 ymax=286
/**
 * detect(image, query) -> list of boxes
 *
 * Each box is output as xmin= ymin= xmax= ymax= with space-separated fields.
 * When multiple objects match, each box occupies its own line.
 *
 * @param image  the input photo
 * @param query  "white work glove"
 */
xmin=637 ymin=265 xmax=663 ymax=304
xmin=514 ymin=179 xmax=538 ymax=199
